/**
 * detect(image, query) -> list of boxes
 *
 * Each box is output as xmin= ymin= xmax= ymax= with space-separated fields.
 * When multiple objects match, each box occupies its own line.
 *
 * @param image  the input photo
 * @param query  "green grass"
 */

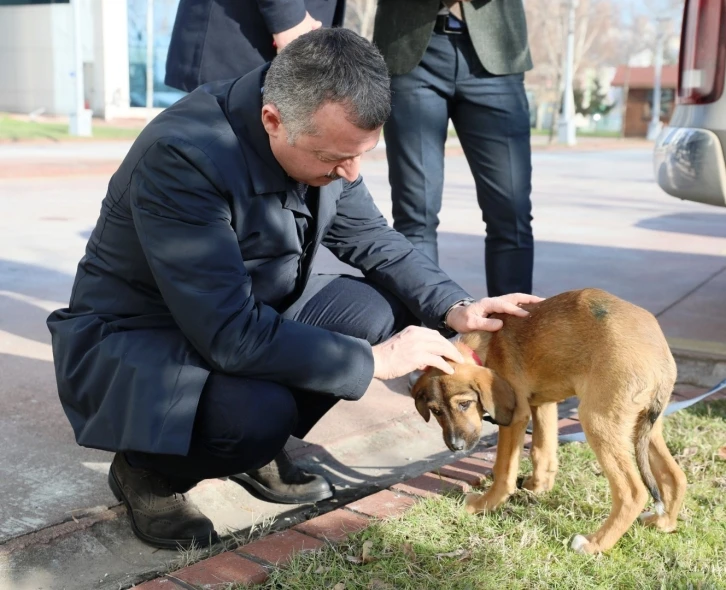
xmin=529 ymin=128 xmax=622 ymax=138
xmin=250 ymin=400 xmax=726 ymax=590
xmin=0 ymin=115 xmax=142 ymax=141
xmin=448 ymin=128 xmax=622 ymax=139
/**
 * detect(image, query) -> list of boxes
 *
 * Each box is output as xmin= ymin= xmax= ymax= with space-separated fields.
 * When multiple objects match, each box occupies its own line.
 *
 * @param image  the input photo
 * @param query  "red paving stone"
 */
xmin=672 ymin=384 xmax=726 ymax=402
xmin=132 ymin=579 xmax=181 ymax=589
xmin=469 ymin=447 xmax=498 ymax=463
xmin=293 ymin=509 xmax=371 ymax=542
xmin=345 ymin=489 xmax=417 ymax=518
xmin=171 ymin=552 xmax=268 ymax=587
xmin=435 ymin=456 xmax=494 ymax=486
xmin=390 ymin=472 xmax=468 ymax=498
xmin=237 ymin=529 xmax=325 ymax=566
xmin=557 ymin=418 xmax=583 ymax=436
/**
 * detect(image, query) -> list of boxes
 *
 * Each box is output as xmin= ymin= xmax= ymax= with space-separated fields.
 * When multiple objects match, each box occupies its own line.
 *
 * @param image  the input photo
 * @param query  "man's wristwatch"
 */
xmin=439 ymin=297 xmax=475 ymax=332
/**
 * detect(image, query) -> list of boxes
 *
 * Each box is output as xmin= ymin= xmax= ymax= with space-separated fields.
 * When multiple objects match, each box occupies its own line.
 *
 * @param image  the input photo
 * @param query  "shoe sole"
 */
xmin=229 ymin=473 xmax=334 ymax=504
xmin=108 ymin=467 xmax=219 ymax=550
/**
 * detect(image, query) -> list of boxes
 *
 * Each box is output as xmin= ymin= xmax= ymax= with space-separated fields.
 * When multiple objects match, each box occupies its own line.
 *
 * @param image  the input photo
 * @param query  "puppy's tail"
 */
xmin=634 ymin=386 xmax=668 ymax=515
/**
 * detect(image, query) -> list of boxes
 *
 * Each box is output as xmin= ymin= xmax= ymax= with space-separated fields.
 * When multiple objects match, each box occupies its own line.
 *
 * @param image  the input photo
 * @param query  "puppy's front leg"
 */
xmin=466 ymin=418 xmax=529 ymax=514
xmin=522 ymin=402 xmax=559 ymax=494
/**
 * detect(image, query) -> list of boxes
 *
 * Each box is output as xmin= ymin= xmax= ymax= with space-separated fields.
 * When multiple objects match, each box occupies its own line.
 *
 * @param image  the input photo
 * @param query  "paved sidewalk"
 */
xmin=0 ymin=136 xmax=652 ymax=179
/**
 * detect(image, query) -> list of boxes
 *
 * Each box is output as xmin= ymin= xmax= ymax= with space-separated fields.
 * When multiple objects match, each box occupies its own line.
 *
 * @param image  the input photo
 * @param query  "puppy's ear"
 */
xmin=471 ymin=368 xmax=516 ymax=426
xmin=410 ymin=371 xmax=431 ymax=423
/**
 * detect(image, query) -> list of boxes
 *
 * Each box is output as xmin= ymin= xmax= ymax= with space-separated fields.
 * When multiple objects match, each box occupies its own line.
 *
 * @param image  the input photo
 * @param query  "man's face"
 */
xmin=262 ymin=101 xmax=381 ymax=187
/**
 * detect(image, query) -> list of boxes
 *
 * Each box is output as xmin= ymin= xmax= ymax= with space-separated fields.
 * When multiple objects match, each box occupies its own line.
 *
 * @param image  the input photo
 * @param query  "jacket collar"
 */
xmin=224 ymin=65 xmax=289 ymax=196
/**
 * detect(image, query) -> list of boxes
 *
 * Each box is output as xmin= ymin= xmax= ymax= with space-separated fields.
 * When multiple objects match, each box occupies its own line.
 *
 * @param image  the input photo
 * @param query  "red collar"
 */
xmin=424 ymin=342 xmax=483 ymax=373
xmin=459 ymin=343 xmax=483 ymax=366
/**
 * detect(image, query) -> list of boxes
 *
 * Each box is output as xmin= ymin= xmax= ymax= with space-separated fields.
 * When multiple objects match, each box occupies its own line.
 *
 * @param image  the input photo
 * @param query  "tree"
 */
xmin=524 ymin=0 xmax=619 ymax=139
xmin=574 ymin=79 xmax=615 ymax=116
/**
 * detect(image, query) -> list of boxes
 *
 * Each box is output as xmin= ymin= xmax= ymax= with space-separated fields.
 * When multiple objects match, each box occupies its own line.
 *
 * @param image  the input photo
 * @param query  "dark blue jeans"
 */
xmin=126 ymin=275 xmax=417 ymax=484
xmin=384 ymin=30 xmax=534 ymax=296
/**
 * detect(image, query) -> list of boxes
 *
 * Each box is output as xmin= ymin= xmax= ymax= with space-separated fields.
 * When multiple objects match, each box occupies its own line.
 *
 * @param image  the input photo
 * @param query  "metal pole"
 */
xmin=69 ymin=0 xmax=91 ymax=136
xmin=558 ymin=0 xmax=578 ymax=146
xmin=145 ymin=0 xmax=154 ymax=117
xmin=647 ymin=18 xmax=667 ymax=140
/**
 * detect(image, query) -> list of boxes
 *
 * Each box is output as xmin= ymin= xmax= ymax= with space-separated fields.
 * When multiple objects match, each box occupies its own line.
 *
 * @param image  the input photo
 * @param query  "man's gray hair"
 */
xmin=263 ymin=28 xmax=391 ymax=142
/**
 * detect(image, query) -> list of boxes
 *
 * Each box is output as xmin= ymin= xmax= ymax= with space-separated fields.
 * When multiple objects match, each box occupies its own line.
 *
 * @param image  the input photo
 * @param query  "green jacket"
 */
xmin=373 ymin=0 xmax=533 ymax=77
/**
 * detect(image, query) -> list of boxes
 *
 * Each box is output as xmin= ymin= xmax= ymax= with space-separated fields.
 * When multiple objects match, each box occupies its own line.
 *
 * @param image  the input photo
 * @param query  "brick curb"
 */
xmin=131 ymin=384 xmax=721 ymax=589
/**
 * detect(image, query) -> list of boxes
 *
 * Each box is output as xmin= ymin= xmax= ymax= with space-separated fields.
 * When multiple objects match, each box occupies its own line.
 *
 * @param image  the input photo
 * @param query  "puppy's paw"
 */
xmin=638 ymin=510 xmax=677 ymax=533
xmin=570 ymin=534 xmax=599 ymax=555
xmin=464 ymin=490 xmax=505 ymax=514
xmin=464 ymin=493 xmax=483 ymax=514
xmin=521 ymin=475 xmax=554 ymax=494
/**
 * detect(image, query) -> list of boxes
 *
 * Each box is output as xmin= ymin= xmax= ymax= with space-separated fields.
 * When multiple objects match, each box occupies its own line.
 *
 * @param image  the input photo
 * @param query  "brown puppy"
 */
xmin=412 ymin=288 xmax=687 ymax=554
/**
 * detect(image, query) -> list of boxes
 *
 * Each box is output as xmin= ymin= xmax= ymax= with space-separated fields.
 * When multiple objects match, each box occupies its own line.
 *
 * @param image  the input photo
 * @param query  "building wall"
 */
xmin=623 ymin=88 xmax=676 ymax=138
xmin=0 ymin=1 xmax=94 ymax=115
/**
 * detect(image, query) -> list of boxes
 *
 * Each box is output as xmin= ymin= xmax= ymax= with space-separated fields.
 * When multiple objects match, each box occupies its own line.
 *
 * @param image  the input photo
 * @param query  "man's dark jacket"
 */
xmin=373 ymin=0 xmax=532 ymax=77
xmin=47 ymin=66 xmax=469 ymax=457
xmin=165 ymin=0 xmax=345 ymax=92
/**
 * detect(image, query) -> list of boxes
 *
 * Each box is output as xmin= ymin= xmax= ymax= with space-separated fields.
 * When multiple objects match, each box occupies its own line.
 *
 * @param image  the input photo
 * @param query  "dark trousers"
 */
xmin=126 ymin=275 xmax=416 ymax=486
xmin=384 ymin=30 xmax=534 ymax=296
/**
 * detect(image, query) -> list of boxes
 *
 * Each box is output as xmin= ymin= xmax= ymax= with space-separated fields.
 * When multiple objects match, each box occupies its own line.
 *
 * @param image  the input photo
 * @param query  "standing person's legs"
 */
xmin=450 ymin=37 xmax=534 ymax=297
xmin=384 ymin=33 xmax=456 ymax=265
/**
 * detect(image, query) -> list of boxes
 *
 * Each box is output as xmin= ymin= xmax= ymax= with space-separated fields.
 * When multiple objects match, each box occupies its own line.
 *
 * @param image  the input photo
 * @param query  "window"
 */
xmin=128 ymin=0 xmax=185 ymax=108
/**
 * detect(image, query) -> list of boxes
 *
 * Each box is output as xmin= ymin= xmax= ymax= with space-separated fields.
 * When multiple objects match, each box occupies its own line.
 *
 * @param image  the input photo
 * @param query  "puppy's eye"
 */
xmin=458 ymin=401 xmax=473 ymax=411
xmin=430 ymin=408 xmax=442 ymax=417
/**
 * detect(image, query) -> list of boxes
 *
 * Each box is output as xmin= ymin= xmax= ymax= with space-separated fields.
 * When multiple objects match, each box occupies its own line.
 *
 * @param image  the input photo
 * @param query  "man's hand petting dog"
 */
xmin=445 ymin=293 xmax=545 ymax=333
xmin=372 ymin=327 xmax=463 ymax=380
xmin=371 ymin=294 xmax=545 ymax=380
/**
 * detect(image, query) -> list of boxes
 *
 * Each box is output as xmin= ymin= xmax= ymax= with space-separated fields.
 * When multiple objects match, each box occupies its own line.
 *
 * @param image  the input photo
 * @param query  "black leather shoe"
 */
xmin=230 ymin=450 xmax=334 ymax=504
xmin=108 ymin=453 xmax=219 ymax=550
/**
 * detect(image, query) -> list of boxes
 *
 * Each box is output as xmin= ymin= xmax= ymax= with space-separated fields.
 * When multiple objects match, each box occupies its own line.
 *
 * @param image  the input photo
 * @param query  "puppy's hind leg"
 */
xmin=522 ymin=402 xmax=559 ymax=494
xmin=571 ymin=408 xmax=649 ymax=554
xmin=639 ymin=417 xmax=687 ymax=532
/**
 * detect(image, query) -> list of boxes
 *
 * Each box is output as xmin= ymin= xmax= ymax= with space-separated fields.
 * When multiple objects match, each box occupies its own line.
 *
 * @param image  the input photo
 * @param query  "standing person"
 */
xmin=373 ymin=0 xmax=535 ymax=297
xmin=165 ymin=0 xmax=345 ymax=92
xmin=47 ymin=29 xmax=540 ymax=549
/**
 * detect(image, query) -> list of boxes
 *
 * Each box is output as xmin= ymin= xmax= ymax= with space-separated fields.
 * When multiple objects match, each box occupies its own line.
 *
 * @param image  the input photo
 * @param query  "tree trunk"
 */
xmin=620 ymin=65 xmax=631 ymax=139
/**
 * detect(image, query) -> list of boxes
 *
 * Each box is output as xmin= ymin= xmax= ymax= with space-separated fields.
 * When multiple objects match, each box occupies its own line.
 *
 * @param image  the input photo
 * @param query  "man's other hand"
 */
xmin=273 ymin=12 xmax=322 ymax=52
xmin=446 ymin=293 xmax=545 ymax=333
xmin=372 ymin=326 xmax=464 ymax=380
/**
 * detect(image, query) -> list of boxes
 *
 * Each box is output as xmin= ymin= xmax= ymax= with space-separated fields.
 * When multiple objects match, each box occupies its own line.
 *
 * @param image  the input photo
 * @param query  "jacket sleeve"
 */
xmin=129 ymin=138 xmax=373 ymax=400
xmin=322 ymin=176 xmax=471 ymax=328
xmin=255 ymin=0 xmax=306 ymax=34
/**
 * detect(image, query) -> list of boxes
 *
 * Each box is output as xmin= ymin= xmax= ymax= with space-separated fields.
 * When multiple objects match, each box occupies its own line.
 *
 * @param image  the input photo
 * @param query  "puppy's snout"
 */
xmin=447 ymin=436 xmax=467 ymax=452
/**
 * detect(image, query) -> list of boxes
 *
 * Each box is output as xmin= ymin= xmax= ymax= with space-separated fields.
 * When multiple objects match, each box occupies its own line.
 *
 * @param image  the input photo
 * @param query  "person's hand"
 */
xmin=371 ymin=326 xmax=464 ymax=380
xmin=272 ymin=12 xmax=322 ymax=52
xmin=445 ymin=293 xmax=545 ymax=333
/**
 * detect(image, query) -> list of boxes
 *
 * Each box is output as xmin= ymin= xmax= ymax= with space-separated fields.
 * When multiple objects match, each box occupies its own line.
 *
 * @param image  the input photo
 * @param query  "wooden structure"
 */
xmin=611 ymin=65 xmax=679 ymax=138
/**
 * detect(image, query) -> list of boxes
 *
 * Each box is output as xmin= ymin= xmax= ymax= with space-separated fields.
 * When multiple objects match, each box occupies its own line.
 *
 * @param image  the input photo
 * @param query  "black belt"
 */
xmin=434 ymin=13 xmax=466 ymax=34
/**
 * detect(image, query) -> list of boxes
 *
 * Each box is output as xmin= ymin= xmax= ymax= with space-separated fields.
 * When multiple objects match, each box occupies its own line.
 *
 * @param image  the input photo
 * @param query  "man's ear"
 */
xmin=410 ymin=372 xmax=431 ymax=423
xmin=470 ymin=368 xmax=516 ymax=426
xmin=261 ymin=104 xmax=283 ymax=138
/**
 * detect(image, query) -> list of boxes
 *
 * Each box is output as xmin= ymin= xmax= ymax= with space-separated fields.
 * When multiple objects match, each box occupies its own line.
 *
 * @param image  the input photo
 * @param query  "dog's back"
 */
xmin=463 ymin=288 xmax=676 ymax=406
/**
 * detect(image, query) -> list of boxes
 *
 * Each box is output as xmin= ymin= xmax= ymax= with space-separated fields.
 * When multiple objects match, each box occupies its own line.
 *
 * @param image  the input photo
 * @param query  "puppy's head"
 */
xmin=411 ymin=364 xmax=516 ymax=452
